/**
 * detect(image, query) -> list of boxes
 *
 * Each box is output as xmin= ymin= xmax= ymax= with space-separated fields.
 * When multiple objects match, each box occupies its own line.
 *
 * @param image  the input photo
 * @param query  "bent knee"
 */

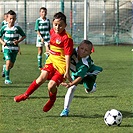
xmin=48 ymin=80 xmax=57 ymax=92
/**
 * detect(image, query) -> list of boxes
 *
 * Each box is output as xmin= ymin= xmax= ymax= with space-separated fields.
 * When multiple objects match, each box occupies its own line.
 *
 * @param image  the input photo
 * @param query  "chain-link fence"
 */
xmin=0 ymin=0 xmax=132 ymax=45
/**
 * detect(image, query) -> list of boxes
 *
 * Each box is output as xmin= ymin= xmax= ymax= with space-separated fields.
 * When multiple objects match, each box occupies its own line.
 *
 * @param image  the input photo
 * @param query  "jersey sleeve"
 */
xmin=17 ymin=26 xmax=26 ymax=37
xmin=47 ymin=19 xmax=51 ymax=31
xmin=64 ymin=38 xmax=73 ymax=55
xmin=34 ymin=19 xmax=39 ymax=31
xmin=0 ymin=26 xmax=5 ymax=38
xmin=1 ymin=22 xmax=4 ymax=28
xmin=72 ymin=65 xmax=89 ymax=79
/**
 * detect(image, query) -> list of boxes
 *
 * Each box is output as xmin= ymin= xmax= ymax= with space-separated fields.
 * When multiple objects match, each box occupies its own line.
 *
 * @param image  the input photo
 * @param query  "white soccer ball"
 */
xmin=104 ymin=109 xmax=122 ymax=126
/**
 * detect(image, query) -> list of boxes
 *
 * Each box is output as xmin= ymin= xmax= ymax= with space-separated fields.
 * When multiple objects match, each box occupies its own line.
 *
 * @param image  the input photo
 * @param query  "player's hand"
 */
xmin=63 ymin=72 xmax=72 ymax=82
xmin=61 ymin=82 xmax=68 ymax=87
xmin=3 ymin=42 xmax=6 ymax=47
xmin=44 ymin=51 xmax=50 ymax=56
xmin=61 ymin=82 xmax=71 ymax=88
xmin=64 ymin=83 xmax=72 ymax=88
xmin=13 ymin=40 xmax=18 ymax=45
xmin=41 ymin=38 xmax=44 ymax=43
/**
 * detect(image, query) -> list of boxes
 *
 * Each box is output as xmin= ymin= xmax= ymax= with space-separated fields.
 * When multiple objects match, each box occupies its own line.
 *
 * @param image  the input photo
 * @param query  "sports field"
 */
xmin=0 ymin=44 xmax=132 ymax=133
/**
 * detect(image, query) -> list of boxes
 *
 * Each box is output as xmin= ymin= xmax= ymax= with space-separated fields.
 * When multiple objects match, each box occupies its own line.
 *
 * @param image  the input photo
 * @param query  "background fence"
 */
xmin=0 ymin=0 xmax=132 ymax=45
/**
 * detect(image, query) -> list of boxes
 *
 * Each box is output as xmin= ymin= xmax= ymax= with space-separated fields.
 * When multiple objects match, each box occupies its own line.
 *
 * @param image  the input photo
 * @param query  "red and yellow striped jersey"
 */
xmin=46 ymin=28 xmax=73 ymax=74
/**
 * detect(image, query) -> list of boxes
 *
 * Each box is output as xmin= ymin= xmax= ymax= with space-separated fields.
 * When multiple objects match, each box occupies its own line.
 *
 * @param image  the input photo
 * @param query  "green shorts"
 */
xmin=3 ymin=49 xmax=18 ymax=63
xmin=82 ymin=75 xmax=96 ymax=91
xmin=82 ymin=65 xmax=102 ymax=90
xmin=72 ymin=65 xmax=103 ymax=91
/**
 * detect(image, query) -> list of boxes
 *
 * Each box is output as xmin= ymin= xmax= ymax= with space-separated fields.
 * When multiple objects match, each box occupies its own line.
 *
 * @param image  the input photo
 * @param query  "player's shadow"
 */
xmin=68 ymin=114 xmax=103 ymax=118
xmin=118 ymin=110 xmax=133 ymax=127
xmin=0 ymin=95 xmax=48 ymax=99
xmin=0 ymin=85 xmax=28 ymax=89
xmin=0 ymin=95 xmax=116 ymax=99
xmin=46 ymin=114 xmax=103 ymax=118
xmin=120 ymin=124 xmax=133 ymax=127
xmin=57 ymin=95 xmax=117 ymax=99
xmin=29 ymin=95 xmax=117 ymax=99
xmin=120 ymin=110 xmax=133 ymax=118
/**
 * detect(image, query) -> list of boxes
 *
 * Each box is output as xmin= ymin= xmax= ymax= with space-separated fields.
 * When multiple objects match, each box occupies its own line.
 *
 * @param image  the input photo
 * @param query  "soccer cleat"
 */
xmin=85 ymin=83 xmax=96 ymax=93
xmin=43 ymin=100 xmax=55 ymax=112
xmin=60 ymin=109 xmax=69 ymax=117
xmin=14 ymin=94 xmax=28 ymax=102
xmin=5 ymin=79 xmax=12 ymax=84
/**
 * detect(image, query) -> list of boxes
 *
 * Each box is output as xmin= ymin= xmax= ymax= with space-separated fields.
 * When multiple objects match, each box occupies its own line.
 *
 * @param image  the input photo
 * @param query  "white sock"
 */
xmin=64 ymin=85 xmax=77 ymax=110
xmin=3 ymin=64 xmax=6 ymax=71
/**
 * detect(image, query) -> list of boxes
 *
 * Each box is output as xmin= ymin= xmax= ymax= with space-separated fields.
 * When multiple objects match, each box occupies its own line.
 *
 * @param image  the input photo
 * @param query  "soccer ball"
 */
xmin=104 ymin=109 xmax=122 ymax=126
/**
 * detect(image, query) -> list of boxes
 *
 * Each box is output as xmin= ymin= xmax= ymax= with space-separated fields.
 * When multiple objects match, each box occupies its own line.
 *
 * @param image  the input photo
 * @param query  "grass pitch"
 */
xmin=0 ymin=44 xmax=132 ymax=133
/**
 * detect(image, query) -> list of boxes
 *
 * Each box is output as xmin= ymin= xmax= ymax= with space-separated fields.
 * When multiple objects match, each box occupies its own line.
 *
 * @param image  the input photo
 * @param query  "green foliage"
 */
xmin=0 ymin=45 xmax=133 ymax=133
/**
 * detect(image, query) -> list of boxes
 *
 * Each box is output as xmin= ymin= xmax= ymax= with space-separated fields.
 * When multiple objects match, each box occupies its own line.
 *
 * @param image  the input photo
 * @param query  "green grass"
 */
xmin=0 ymin=44 xmax=133 ymax=133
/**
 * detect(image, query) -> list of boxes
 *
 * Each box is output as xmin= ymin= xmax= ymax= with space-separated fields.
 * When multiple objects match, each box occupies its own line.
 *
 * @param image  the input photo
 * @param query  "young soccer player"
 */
xmin=14 ymin=12 xmax=74 ymax=112
xmin=60 ymin=40 xmax=103 ymax=116
xmin=35 ymin=7 xmax=51 ymax=70
xmin=0 ymin=10 xmax=26 ymax=84
xmin=1 ymin=13 xmax=8 ymax=53
xmin=1 ymin=13 xmax=8 ymax=76
xmin=1 ymin=13 xmax=8 ymax=27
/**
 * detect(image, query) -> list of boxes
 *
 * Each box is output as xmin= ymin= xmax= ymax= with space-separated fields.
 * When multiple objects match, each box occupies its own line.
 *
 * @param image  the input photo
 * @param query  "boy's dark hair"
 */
xmin=7 ymin=10 xmax=16 ymax=16
xmin=53 ymin=12 xmax=66 ymax=24
xmin=80 ymin=40 xmax=93 ymax=46
xmin=40 ymin=7 xmax=47 ymax=11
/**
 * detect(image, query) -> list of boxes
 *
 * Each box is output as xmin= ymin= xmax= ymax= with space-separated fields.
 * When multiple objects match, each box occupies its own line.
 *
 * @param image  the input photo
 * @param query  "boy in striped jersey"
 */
xmin=1 ymin=13 xmax=8 ymax=74
xmin=35 ymin=7 xmax=50 ymax=70
xmin=1 ymin=13 xmax=8 ymax=27
xmin=0 ymin=10 xmax=26 ymax=84
xmin=60 ymin=40 xmax=103 ymax=116
xmin=1 ymin=13 xmax=8 ymax=53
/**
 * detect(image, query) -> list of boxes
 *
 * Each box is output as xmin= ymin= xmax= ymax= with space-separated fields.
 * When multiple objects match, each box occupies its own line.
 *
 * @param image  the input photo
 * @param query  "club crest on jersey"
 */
xmin=56 ymin=39 xmax=61 ymax=44
xmin=44 ymin=65 xmax=48 ymax=68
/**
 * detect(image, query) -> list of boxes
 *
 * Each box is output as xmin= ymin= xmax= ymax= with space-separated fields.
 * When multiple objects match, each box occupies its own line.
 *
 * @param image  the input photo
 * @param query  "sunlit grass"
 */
xmin=0 ymin=44 xmax=132 ymax=133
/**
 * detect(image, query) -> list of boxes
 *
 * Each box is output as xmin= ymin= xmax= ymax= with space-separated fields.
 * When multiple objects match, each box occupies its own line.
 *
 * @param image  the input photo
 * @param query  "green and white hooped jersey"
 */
xmin=1 ymin=20 xmax=8 ymax=27
xmin=0 ymin=25 xmax=26 ymax=50
xmin=35 ymin=17 xmax=50 ymax=42
xmin=70 ymin=48 xmax=102 ymax=79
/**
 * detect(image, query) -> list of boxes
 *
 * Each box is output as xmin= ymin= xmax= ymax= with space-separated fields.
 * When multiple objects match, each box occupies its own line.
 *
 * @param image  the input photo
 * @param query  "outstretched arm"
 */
xmin=0 ymin=38 xmax=6 ymax=46
xmin=64 ymin=55 xmax=72 ymax=82
xmin=13 ymin=36 xmax=26 ymax=45
xmin=62 ymin=76 xmax=82 ymax=88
